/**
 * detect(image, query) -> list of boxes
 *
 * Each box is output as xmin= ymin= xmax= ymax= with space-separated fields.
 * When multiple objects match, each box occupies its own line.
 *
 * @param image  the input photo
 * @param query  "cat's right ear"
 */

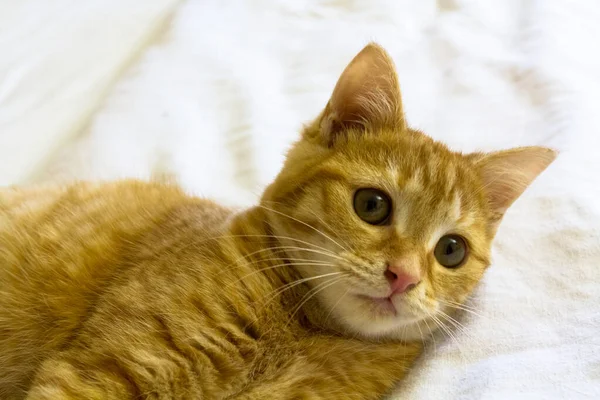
xmin=305 ymin=43 xmax=406 ymax=147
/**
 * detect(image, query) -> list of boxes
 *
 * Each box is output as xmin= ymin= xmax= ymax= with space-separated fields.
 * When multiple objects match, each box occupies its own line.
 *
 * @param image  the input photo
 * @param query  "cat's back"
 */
xmin=0 ymin=180 xmax=230 ymax=397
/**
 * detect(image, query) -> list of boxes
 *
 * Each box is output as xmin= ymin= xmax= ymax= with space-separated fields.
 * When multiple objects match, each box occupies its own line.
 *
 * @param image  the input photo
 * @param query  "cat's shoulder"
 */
xmin=0 ymin=179 xmax=232 ymax=235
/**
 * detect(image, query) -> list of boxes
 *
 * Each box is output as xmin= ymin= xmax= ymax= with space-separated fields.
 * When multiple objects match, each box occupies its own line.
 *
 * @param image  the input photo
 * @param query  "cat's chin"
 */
xmin=323 ymin=291 xmax=436 ymax=342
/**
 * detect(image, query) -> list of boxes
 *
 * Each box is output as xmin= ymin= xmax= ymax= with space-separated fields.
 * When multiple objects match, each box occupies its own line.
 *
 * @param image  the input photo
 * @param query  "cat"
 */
xmin=0 ymin=43 xmax=556 ymax=400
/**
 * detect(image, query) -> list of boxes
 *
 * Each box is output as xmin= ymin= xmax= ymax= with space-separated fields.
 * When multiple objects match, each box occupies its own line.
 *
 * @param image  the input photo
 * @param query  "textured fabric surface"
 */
xmin=1 ymin=1 xmax=599 ymax=398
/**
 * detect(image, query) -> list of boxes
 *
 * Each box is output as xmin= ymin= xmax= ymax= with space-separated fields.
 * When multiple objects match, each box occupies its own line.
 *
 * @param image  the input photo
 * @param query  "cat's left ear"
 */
xmin=470 ymin=146 xmax=558 ymax=228
xmin=309 ymin=43 xmax=406 ymax=146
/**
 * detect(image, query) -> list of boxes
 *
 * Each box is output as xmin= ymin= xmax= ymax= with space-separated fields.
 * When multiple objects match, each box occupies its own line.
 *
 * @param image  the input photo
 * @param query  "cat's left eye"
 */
xmin=353 ymin=188 xmax=392 ymax=225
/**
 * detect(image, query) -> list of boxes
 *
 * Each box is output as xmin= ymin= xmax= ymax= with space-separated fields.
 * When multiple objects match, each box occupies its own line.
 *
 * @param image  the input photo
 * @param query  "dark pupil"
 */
xmin=365 ymin=197 xmax=381 ymax=213
xmin=444 ymin=240 xmax=457 ymax=255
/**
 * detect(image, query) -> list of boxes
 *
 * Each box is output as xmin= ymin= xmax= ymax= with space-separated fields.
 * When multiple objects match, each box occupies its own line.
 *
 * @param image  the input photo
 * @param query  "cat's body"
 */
xmin=0 ymin=44 xmax=556 ymax=399
xmin=0 ymin=181 xmax=419 ymax=399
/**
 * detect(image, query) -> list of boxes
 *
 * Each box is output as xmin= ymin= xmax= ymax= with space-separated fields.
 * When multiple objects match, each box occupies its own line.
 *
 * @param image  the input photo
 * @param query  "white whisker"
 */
xmin=261 ymin=272 xmax=343 ymax=306
xmin=225 ymin=261 xmax=335 ymax=288
xmin=237 ymin=245 xmax=344 ymax=266
xmin=422 ymin=318 xmax=438 ymax=356
xmin=438 ymin=299 xmax=486 ymax=319
xmin=286 ymin=277 xmax=345 ymax=327
xmin=259 ymin=205 xmax=350 ymax=252
xmin=428 ymin=312 xmax=466 ymax=363
xmin=323 ymin=287 xmax=350 ymax=326
xmin=211 ymin=233 xmax=340 ymax=254
xmin=437 ymin=310 xmax=471 ymax=339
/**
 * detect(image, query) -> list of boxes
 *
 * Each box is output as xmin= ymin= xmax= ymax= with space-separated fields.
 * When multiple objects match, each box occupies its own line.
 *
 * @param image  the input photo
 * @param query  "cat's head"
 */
xmin=261 ymin=43 xmax=556 ymax=340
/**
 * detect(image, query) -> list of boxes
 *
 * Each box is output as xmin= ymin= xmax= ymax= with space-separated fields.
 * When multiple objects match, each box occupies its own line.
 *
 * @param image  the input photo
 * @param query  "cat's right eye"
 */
xmin=353 ymin=188 xmax=392 ymax=225
xmin=434 ymin=234 xmax=468 ymax=268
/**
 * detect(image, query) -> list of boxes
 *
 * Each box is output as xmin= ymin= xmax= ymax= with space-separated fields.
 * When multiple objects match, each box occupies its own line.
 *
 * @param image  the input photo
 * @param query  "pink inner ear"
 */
xmin=321 ymin=43 xmax=405 ymax=139
xmin=475 ymin=147 xmax=557 ymax=217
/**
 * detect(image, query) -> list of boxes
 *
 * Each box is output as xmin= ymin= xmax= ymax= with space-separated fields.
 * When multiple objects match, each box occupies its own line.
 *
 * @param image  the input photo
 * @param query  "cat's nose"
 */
xmin=384 ymin=264 xmax=420 ymax=294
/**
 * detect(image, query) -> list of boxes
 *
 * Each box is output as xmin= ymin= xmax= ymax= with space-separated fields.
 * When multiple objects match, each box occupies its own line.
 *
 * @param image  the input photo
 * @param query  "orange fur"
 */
xmin=0 ymin=44 xmax=556 ymax=399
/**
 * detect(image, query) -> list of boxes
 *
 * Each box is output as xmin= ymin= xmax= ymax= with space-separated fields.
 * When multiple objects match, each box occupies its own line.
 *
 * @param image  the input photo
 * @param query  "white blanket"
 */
xmin=1 ymin=0 xmax=599 ymax=398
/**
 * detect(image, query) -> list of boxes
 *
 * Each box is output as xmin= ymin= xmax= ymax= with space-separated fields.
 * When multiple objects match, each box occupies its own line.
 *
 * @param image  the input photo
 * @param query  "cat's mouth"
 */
xmin=357 ymin=294 xmax=398 ymax=316
xmin=356 ymin=290 xmax=427 ymax=322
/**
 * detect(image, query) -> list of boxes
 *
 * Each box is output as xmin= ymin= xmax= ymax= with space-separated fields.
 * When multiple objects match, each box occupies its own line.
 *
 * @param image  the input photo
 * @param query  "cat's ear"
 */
xmin=312 ymin=43 xmax=405 ymax=146
xmin=470 ymin=146 xmax=557 ymax=226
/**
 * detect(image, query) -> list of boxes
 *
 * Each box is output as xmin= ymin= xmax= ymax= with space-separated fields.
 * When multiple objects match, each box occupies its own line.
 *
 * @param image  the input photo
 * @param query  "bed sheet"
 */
xmin=1 ymin=1 xmax=599 ymax=398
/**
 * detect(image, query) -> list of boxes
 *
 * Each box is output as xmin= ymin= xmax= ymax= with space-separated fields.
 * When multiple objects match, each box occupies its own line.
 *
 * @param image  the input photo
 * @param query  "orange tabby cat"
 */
xmin=0 ymin=44 xmax=556 ymax=400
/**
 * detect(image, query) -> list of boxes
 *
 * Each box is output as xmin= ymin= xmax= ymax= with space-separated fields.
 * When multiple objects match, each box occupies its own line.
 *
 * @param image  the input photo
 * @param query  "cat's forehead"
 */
xmin=340 ymin=133 xmax=472 ymax=193
xmin=334 ymin=133 xmax=481 ymax=232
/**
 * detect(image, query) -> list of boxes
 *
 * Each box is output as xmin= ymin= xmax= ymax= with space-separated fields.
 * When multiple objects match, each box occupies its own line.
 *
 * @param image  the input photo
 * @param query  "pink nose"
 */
xmin=385 ymin=264 xmax=420 ymax=294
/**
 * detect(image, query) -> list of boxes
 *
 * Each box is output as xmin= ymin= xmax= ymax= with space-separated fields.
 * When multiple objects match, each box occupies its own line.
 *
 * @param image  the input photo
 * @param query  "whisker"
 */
xmin=255 ymin=275 xmax=344 ymax=341
xmin=294 ymin=204 xmax=354 ymax=253
xmin=443 ymin=304 xmax=486 ymax=320
xmin=323 ymin=287 xmax=350 ymax=326
xmin=240 ymin=257 xmax=333 ymax=267
xmin=438 ymin=299 xmax=486 ymax=319
xmin=439 ymin=298 xmax=482 ymax=311
xmin=210 ymin=246 xmax=340 ymax=279
xmin=285 ymin=277 xmax=344 ymax=327
xmin=431 ymin=314 xmax=455 ymax=341
xmin=259 ymin=205 xmax=350 ymax=252
xmin=260 ymin=272 xmax=343 ymax=306
xmin=219 ymin=255 xmax=333 ymax=275
xmin=236 ymin=245 xmax=344 ymax=266
xmin=428 ymin=312 xmax=466 ymax=362
xmin=437 ymin=310 xmax=471 ymax=339
xmin=173 ymin=232 xmax=341 ymax=258
xmin=430 ymin=312 xmax=469 ymax=376
xmin=415 ymin=319 xmax=426 ymax=353
xmin=422 ymin=318 xmax=438 ymax=356
xmin=201 ymin=233 xmax=340 ymax=255
xmin=225 ymin=262 xmax=335 ymax=288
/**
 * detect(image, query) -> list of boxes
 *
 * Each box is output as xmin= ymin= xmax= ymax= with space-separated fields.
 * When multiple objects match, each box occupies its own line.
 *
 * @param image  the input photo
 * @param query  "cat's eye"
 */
xmin=353 ymin=188 xmax=392 ymax=225
xmin=434 ymin=235 xmax=468 ymax=268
